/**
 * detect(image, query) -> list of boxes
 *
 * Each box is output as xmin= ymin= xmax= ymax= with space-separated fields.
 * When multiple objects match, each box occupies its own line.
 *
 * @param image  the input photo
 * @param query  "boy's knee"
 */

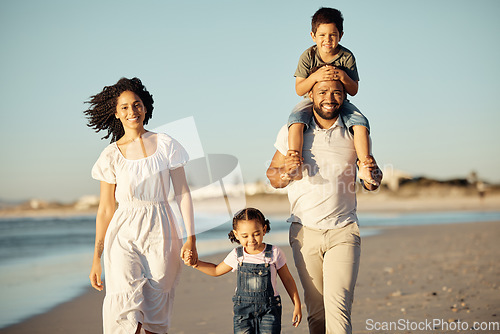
xmin=351 ymin=125 xmax=368 ymax=133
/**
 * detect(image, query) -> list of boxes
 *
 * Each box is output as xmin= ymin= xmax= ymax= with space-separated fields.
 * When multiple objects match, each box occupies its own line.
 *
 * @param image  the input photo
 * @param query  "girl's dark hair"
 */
xmin=228 ymin=208 xmax=271 ymax=244
xmin=83 ymin=77 xmax=154 ymax=143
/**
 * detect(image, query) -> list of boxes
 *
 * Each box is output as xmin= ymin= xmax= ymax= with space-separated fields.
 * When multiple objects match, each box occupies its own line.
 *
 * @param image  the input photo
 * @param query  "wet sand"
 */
xmin=3 ymin=220 xmax=499 ymax=334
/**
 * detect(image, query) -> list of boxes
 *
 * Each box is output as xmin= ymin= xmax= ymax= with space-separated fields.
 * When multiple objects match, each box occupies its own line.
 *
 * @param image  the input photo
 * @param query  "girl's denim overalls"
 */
xmin=232 ymin=244 xmax=282 ymax=334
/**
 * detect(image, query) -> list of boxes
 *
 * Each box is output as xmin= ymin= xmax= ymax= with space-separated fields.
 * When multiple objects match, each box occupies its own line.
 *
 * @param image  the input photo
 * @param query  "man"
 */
xmin=266 ymin=72 xmax=381 ymax=334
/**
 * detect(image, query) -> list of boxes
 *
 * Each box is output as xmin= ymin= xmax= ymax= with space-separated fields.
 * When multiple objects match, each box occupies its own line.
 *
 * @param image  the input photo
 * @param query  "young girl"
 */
xmin=184 ymin=208 xmax=302 ymax=333
xmin=84 ymin=77 xmax=197 ymax=334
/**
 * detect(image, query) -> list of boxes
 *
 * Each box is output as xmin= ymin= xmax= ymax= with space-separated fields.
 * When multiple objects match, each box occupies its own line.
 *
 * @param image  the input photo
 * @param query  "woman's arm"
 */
xmin=278 ymin=264 xmax=302 ymax=327
xmin=89 ymin=181 xmax=116 ymax=291
xmin=170 ymin=167 xmax=198 ymax=265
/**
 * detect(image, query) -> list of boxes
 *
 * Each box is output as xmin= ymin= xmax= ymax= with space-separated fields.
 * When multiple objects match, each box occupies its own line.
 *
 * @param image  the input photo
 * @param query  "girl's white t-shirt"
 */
xmin=223 ymin=244 xmax=286 ymax=296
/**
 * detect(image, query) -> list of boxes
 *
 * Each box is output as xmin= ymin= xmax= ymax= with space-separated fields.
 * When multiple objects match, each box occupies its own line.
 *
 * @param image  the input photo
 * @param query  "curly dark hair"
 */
xmin=83 ymin=77 xmax=154 ymax=142
xmin=228 ymin=208 xmax=271 ymax=244
xmin=311 ymin=7 xmax=344 ymax=35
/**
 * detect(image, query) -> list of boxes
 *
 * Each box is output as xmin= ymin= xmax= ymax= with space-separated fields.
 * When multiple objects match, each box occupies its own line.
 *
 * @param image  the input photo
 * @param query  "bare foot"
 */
xmin=358 ymin=156 xmax=380 ymax=186
xmin=285 ymin=150 xmax=303 ymax=180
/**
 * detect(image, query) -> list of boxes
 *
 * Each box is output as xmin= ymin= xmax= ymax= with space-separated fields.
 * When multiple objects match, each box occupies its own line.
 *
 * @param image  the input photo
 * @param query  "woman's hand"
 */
xmin=182 ymin=250 xmax=199 ymax=267
xmin=181 ymin=237 xmax=198 ymax=266
xmin=89 ymin=260 xmax=104 ymax=291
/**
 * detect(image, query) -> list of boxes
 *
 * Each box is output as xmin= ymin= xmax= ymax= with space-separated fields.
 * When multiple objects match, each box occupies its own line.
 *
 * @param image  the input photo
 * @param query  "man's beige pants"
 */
xmin=289 ymin=222 xmax=361 ymax=334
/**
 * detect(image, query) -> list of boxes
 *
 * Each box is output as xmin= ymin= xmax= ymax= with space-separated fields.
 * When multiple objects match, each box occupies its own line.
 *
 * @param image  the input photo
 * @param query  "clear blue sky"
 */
xmin=1 ymin=0 xmax=499 ymax=202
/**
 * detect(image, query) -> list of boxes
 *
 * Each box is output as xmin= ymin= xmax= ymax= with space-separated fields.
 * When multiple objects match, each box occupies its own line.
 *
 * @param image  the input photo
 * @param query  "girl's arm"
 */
xmin=192 ymin=260 xmax=233 ymax=277
xmin=277 ymin=264 xmax=302 ymax=327
xmin=171 ymin=167 xmax=198 ymax=265
xmin=89 ymin=181 xmax=116 ymax=291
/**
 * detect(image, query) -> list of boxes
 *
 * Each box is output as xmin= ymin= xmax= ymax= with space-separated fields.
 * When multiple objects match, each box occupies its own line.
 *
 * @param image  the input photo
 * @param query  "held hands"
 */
xmin=280 ymin=150 xmax=303 ymax=181
xmin=182 ymin=250 xmax=198 ymax=267
xmin=181 ymin=239 xmax=198 ymax=267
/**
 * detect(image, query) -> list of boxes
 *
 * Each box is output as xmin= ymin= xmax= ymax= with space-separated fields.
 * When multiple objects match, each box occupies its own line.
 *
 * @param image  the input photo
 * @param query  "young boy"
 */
xmin=286 ymin=7 xmax=379 ymax=185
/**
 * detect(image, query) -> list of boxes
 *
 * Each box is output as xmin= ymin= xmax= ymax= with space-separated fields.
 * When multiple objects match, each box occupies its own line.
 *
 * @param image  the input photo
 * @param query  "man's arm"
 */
xmin=266 ymin=150 xmax=303 ymax=188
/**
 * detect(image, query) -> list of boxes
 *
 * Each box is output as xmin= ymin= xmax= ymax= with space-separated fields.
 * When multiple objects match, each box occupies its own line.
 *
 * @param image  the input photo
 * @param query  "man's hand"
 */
xmin=358 ymin=156 xmax=383 ymax=191
xmin=267 ymin=150 xmax=303 ymax=188
xmin=281 ymin=150 xmax=303 ymax=181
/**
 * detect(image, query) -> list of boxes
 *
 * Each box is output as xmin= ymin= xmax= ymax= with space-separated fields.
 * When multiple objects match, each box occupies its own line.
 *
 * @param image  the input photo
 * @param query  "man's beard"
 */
xmin=313 ymin=102 xmax=341 ymax=120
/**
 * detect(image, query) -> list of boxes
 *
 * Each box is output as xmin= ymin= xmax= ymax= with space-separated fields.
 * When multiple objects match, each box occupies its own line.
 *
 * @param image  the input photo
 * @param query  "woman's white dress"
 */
xmin=92 ymin=133 xmax=189 ymax=333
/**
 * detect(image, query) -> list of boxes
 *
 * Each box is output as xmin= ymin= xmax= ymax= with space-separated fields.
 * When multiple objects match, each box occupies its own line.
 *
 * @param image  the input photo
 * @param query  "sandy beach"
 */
xmin=2 ymin=217 xmax=499 ymax=334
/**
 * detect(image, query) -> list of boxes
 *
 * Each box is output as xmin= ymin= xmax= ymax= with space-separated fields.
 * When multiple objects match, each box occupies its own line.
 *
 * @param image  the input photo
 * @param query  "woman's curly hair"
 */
xmin=228 ymin=208 xmax=271 ymax=244
xmin=83 ymin=77 xmax=154 ymax=142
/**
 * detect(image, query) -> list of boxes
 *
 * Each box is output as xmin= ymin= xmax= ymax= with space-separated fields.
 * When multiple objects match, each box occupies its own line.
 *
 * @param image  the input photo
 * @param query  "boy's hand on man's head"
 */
xmin=309 ymin=65 xmax=348 ymax=83
xmin=310 ymin=65 xmax=335 ymax=83
xmin=331 ymin=67 xmax=347 ymax=82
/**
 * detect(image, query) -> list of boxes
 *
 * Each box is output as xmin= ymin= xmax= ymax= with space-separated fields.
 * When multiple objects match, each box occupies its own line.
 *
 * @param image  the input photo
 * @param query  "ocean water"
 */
xmin=0 ymin=210 xmax=500 ymax=328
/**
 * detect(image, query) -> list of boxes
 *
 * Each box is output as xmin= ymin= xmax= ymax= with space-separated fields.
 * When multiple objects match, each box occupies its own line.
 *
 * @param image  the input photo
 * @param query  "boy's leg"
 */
xmin=323 ymin=223 xmax=361 ymax=334
xmin=287 ymin=124 xmax=305 ymax=181
xmin=289 ymin=222 xmax=326 ymax=334
xmin=352 ymin=126 xmax=378 ymax=185
xmin=286 ymin=99 xmax=313 ymax=180
xmin=288 ymin=123 xmax=305 ymax=157
xmin=340 ymin=101 xmax=379 ymax=186
xmin=288 ymin=99 xmax=314 ymax=132
xmin=340 ymin=100 xmax=370 ymax=133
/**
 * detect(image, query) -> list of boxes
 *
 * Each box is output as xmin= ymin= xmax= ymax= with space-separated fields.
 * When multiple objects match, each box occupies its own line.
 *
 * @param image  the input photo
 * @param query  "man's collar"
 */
xmin=311 ymin=113 xmax=344 ymax=131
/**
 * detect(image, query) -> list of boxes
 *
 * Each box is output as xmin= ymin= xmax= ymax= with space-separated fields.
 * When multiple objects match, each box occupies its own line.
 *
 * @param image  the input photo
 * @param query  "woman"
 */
xmin=84 ymin=77 xmax=197 ymax=333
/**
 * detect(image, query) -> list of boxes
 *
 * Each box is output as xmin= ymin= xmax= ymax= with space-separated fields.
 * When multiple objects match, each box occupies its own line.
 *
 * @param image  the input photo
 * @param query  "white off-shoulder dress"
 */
xmin=91 ymin=133 xmax=189 ymax=334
